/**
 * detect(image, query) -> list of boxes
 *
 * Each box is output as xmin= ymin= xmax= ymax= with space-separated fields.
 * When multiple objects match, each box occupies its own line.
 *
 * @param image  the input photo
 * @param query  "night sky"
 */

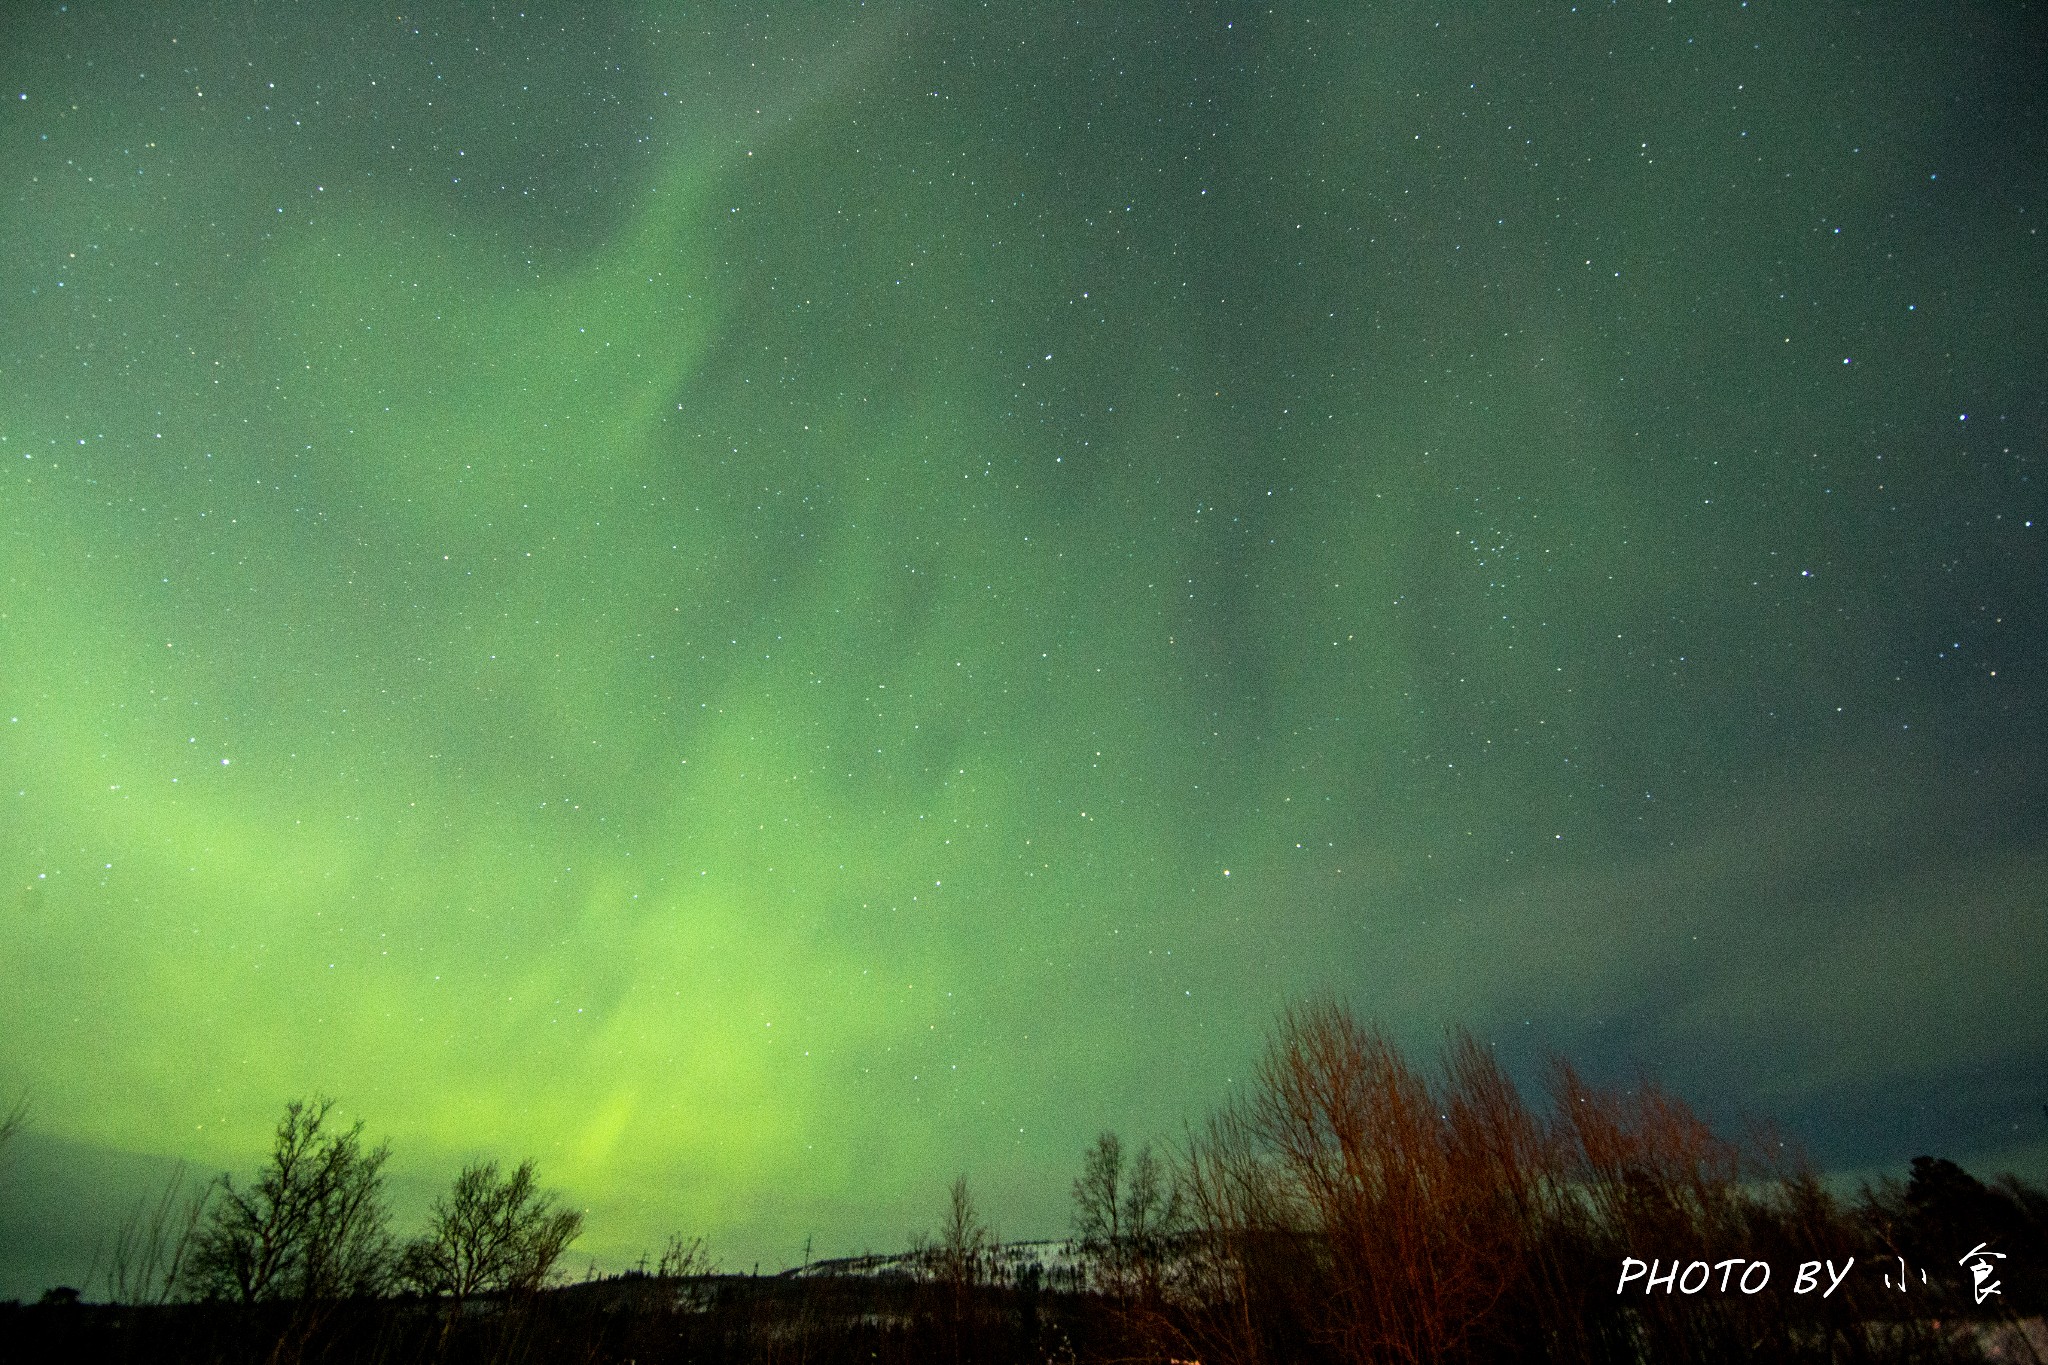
xmin=2 ymin=2 xmax=2044 ymax=1294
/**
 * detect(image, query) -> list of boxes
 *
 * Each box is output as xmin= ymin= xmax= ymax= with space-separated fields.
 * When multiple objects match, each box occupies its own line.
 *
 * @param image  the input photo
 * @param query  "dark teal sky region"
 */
xmin=1 ymin=2 xmax=2043 ymax=1294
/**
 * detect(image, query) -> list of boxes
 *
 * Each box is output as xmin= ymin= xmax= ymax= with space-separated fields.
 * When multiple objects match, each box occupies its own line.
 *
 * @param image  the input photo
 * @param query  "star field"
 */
xmin=1 ymin=2 xmax=2043 ymax=1290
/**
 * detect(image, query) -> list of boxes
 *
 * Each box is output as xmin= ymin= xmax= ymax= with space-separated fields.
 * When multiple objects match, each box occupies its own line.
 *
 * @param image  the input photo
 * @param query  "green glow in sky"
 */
xmin=2 ymin=3 xmax=2043 ymax=1288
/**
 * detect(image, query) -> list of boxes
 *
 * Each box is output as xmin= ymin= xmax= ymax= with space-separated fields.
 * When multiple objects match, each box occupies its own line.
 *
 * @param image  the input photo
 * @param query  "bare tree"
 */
xmin=184 ymin=1097 xmax=394 ymax=1303
xmin=1073 ymin=1131 xmax=1127 ymax=1253
xmin=1545 ymin=1058 xmax=1755 ymax=1362
xmin=1073 ymin=1130 xmax=1182 ymax=1303
xmin=1433 ymin=1030 xmax=1593 ymax=1362
xmin=0 ymin=1091 xmax=27 ymax=1191
xmin=0 ymin=1091 xmax=24 ymax=1153
xmin=1173 ymin=1103 xmax=1292 ymax=1365
xmin=934 ymin=1173 xmax=994 ymax=1292
xmin=1173 ymin=1003 xmax=1523 ymax=1365
xmin=925 ymin=1174 xmax=995 ymax=1362
xmin=398 ymin=1157 xmax=584 ymax=1302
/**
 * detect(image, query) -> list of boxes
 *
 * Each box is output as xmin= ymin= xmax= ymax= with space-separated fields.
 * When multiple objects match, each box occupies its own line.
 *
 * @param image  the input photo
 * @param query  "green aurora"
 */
xmin=2 ymin=2 xmax=2043 ymax=1291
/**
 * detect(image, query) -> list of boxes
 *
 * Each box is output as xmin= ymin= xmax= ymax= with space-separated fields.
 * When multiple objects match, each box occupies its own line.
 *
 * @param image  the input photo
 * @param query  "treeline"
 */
xmin=3 ymin=1002 xmax=2044 ymax=1364
xmin=6 ymin=1097 xmax=595 ymax=1362
xmin=1056 ymin=1001 xmax=2046 ymax=1365
xmin=87 ymin=1099 xmax=583 ymax=1310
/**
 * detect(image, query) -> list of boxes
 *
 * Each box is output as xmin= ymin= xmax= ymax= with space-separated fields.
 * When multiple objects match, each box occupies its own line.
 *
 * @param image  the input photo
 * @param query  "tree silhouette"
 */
xmin=1072 ymin=1131 xmax=1181 ymax=1303
xmin=933 ymin=1173 xmax=993 ymax=1292
xmin=1072 ymin=1132 xmax=1127 ymax=1252
xmin=924 ymin=1174 xmax=995 ymax=1363
xmin=655 ymin=1232 xmax=714 ymax=1280
xmin=0 ymin=1090 xmax=27 ymax=1194
xmin=184 ymin=1096 xmax=394 ymax=1303
xmin=0 ymin=1091 xmax=24 ymax=1154
xmin=398 ymin=1157 xmax=584 ymax=1301
xmin=101 ymin=1162 xmax=209 ymax=1305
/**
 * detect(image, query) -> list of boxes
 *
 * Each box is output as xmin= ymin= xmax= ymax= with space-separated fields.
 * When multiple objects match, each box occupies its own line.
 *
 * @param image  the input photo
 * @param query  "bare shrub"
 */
xmin=1251 ymin=1003 xmax=1519 ymax=1362
xmin=656 ymin=1232 xmax=714 ymax=1280
xmin=1164 ymin=1003 xmax=1864 ymax=1365
xmin=100 ymin=1161 xmax=209 ymax=1305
